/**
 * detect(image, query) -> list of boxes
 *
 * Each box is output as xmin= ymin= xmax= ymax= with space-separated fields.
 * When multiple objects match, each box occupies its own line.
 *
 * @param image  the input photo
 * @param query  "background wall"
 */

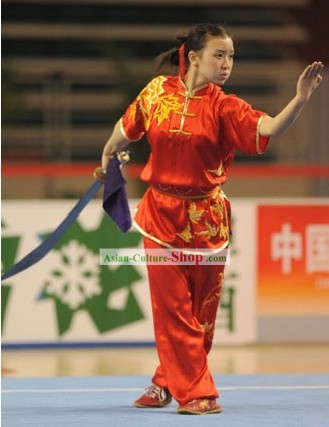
xmin=2 ymin=0 xmax=329 ymax=199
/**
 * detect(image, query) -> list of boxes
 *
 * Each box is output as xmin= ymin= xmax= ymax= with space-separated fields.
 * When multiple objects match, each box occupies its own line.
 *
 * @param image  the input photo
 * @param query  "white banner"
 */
xmin=1 ymin=199 xmax=256 ymax=345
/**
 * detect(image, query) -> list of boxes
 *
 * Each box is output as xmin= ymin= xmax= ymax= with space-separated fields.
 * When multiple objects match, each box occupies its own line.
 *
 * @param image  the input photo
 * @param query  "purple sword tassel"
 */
xmin=102 ymin=153 xmax=132 ymax=233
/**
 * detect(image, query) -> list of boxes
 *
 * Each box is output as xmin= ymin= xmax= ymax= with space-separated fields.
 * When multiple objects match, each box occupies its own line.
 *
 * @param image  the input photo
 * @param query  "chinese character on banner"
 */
xmin=306 ymin=225 xmax=329 ymax=274
xmin=217 ymin=271 xmax=237 ymax=332
xmin=258 ymin=205 xmax=329 ymax=316
xmin=271 ymin=223 xmax=302 ymax=274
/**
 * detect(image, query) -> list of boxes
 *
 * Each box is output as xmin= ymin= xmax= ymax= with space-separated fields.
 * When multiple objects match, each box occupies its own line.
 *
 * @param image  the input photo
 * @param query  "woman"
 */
xmin=101 ymin=23 xmax=323 ymax=415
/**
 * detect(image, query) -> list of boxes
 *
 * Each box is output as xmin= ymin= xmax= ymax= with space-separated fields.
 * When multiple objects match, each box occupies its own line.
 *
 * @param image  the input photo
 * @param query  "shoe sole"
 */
xmin=134 ymin=403 xmax=170 ymax=408
xmin=177 ymin=407 xmax=222 ymax=415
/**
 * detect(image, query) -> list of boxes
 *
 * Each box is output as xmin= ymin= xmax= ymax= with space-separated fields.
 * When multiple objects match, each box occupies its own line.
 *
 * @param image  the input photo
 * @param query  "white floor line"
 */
xmin=2 ymin=385 xmax=329 ymax=394
xmin=221 ymin=385 xmax=329 ymax=391
xmin=2 ymin=388 xmax=143 ymax=394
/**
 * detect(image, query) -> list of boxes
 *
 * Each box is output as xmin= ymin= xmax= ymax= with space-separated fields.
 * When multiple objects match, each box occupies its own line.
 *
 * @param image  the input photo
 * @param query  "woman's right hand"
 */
xmin=296 ymin=61 xmax=324 ymax=104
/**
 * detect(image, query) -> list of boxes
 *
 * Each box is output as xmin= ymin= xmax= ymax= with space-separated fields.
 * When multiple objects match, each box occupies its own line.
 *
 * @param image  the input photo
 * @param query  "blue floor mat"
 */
xmin=2 ymin=374 xmax=329 ymax=426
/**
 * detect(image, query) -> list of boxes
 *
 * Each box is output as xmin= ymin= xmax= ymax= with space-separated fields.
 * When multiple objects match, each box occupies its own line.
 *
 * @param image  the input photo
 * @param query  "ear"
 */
xmin=188 ymin=50 xmax=199 ymax=67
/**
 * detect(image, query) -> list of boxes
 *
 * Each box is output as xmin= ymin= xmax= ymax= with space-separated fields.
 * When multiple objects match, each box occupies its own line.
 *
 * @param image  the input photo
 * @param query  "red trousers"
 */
xmin=143 ymin=236 xmax=225 ymax=405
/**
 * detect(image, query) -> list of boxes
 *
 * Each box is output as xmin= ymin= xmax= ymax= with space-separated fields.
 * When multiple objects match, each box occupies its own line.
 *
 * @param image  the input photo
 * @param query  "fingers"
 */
xmin=118 ymin=151 xmax=130 ymax=164
xmin=316 ymin=74 xmax=323 ymax=84
xmin=305 ymin=61 xmax=324 ymax=79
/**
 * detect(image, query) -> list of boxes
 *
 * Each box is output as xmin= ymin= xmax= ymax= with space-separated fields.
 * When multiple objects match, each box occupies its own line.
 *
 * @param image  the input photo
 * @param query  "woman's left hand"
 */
xmin=296 ymin=61 xmax=324 ymax=103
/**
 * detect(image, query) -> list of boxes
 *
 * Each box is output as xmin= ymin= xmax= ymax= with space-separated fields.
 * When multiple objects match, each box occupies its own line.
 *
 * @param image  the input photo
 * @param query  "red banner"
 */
xmin=257 ymin=205 xmax=329 ymax=315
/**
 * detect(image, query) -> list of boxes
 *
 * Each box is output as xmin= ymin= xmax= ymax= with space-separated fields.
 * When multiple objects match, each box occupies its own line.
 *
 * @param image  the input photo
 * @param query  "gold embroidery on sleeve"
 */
xmin=137 ymin=76 xmax=166 ymax=130
xmin=136 ymin=76 xmax=183 ymax=130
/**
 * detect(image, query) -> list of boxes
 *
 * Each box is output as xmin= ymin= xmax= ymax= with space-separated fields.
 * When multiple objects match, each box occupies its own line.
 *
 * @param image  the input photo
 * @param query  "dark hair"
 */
xmin=154 ymin=23 xmax=232 ymax=76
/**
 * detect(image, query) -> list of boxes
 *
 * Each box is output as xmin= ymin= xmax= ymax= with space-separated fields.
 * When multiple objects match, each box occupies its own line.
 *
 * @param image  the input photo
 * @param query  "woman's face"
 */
xmin=190 ymin=36 xmax=234 ymax=86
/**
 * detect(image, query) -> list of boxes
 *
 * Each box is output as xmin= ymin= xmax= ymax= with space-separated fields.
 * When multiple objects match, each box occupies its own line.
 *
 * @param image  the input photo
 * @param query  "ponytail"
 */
xmin=153 ymin=23 xmax=231 ymax=77
xmin=153 ymin=32 xmax=187 ymax=76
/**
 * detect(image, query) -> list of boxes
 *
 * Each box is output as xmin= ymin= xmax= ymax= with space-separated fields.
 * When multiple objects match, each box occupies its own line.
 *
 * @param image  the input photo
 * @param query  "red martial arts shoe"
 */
xmin=134 ymin=384 xmax=172 ymax=408
xmin=177 ymin=398 xmax=222 ymax=415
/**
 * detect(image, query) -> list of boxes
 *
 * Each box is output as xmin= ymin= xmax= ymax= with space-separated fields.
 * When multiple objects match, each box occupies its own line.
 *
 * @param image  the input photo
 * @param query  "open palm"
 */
xmin=297 ymin=61 xmax=324 ymax=103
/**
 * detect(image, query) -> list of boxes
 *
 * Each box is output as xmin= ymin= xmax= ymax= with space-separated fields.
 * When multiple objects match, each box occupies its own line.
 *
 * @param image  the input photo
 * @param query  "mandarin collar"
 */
xmin=178 ymin=75 xmax=217 ymax=96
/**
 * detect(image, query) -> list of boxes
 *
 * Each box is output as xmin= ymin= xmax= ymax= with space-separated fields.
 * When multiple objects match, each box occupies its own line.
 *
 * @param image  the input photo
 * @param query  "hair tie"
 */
xmin=178 ymin=43 xmax=187 ymax=78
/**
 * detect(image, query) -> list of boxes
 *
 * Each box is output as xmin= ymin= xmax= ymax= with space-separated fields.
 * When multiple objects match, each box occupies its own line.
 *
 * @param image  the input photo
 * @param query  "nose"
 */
xmin=222 ymin=57 xmax=230 ymax=69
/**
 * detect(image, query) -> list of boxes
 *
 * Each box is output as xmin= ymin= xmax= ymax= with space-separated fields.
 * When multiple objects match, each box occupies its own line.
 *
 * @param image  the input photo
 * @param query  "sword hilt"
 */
xmin=118 ymin=151 xmax=130 ymax=164
xmin=93 ymin=167 xmax=106 ymax=184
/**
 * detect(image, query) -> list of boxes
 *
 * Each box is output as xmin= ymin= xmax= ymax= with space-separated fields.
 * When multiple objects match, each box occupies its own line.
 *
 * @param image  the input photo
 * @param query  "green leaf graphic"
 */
xmin=39 ymin=215 xmax=144 ymax=336
xmin=1 ymin=230 xmax=20 ymax=332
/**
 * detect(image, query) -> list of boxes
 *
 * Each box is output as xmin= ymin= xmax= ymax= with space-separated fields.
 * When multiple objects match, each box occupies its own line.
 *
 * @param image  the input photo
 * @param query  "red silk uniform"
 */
xmin=120 ymin=75 xmax=269 ymax=404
